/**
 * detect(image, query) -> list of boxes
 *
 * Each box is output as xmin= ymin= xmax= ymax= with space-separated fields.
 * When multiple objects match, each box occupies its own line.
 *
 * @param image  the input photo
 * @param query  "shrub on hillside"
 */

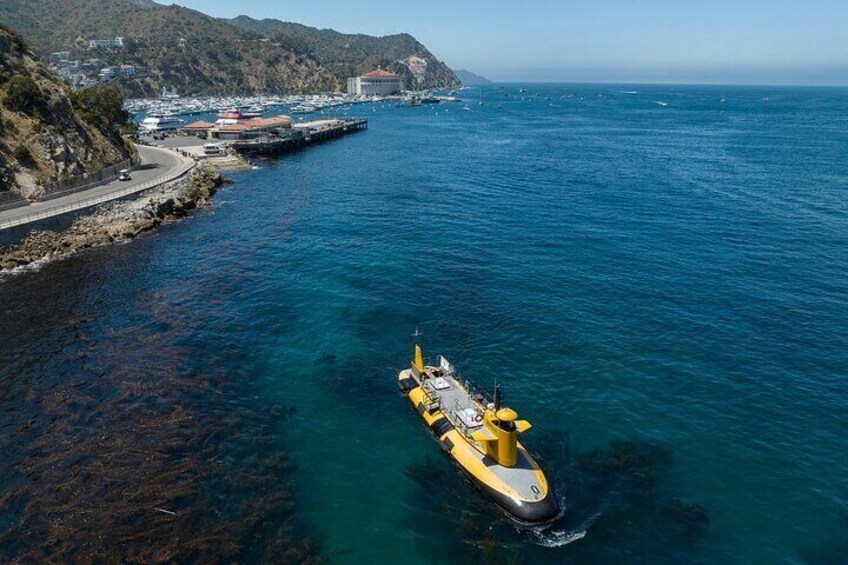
xmin=68 ymin=84 xmax=129 ymax=134
xmin=4 ymin=74 xmax=47 ymax=117
xmin=0 ymin=155 xmax=11 ymax=192
xmin=13 ymin=143 xmax=33 ymax=165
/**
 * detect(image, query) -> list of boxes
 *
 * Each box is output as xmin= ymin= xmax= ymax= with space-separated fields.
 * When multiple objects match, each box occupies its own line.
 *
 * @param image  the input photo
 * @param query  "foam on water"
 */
xmin=533 ymin=527 xmax=589 ymax=548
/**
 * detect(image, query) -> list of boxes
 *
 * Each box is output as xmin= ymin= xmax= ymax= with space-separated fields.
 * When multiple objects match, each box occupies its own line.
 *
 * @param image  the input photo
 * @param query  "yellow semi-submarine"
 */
xmin=398 ymin=339 xmax=559 ymax=524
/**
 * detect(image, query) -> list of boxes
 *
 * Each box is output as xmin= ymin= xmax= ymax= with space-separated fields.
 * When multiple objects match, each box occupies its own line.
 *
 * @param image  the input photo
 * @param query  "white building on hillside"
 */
xmin=89 ymin=37 xmax=124 ymax=49
xmin=346 ymin=69 xmax=402 ymax=96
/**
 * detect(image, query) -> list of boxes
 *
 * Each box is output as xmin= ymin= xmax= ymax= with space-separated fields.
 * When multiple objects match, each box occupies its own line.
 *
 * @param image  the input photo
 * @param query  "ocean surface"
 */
xmin=1 ymin=84 xmax=847 ymax=563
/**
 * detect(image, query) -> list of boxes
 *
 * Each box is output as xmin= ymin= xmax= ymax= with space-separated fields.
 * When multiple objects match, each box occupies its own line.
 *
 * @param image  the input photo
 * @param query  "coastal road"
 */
xmin=0 ymin=145 xmax=195 ymax=231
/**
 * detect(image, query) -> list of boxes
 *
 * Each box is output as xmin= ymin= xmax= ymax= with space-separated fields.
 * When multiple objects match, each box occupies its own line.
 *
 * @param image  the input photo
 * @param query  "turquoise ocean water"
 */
xmin=1 ymin=85 xmax=847 ymax=563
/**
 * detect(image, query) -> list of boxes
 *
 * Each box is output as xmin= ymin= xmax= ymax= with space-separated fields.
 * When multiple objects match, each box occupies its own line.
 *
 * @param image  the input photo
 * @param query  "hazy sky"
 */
xmin=173 ymin=0 xmax=848 ymax=85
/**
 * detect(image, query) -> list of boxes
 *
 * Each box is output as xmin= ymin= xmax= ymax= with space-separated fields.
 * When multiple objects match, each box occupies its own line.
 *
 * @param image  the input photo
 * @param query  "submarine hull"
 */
xmin=472 ymin=475 xmax=560 ymax=524
xmin=400 ymin=367 xmax=560 ymax=526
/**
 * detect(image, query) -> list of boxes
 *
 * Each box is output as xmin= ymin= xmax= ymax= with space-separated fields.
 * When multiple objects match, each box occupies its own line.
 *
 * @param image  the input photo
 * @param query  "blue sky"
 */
xmin=173 ymin=0 xmax=848 ymax=85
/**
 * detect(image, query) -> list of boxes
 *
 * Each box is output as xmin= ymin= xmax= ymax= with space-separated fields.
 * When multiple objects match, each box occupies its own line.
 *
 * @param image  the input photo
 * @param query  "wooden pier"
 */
xmin=231 ymin=118 xmax=368 ymax=156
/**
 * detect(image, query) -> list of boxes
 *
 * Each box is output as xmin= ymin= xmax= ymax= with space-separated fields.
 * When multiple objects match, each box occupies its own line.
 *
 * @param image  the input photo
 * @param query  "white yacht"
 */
xmin=290 ymin=105 xmax=316 ymax=114
xmin=139 ymin=114 xmax=183 ymax=134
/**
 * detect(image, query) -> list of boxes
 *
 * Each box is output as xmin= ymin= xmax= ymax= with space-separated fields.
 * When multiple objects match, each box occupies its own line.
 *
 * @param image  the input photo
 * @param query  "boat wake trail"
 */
xmin=530 ymin=507 xmax=600 ymax=548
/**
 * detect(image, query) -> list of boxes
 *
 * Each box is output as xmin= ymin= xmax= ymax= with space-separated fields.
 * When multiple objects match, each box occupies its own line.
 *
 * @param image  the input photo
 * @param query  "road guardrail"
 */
xmin=0 ymin=157 xmax=195 ymax=231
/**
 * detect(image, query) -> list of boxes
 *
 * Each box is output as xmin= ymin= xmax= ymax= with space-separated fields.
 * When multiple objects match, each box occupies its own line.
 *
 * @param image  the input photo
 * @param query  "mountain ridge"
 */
xmin=227 ymin=15 xmax=460 ymax=91
xmin=0 ymin=0 xmax=459 ymax=96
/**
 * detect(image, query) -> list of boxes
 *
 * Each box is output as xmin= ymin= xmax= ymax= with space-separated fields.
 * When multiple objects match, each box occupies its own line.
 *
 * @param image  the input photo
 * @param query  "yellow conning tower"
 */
xmin=473 ymin=406 xmax=532 ymax=468
xmin=414 ymin=343 xmax=425 ymax=372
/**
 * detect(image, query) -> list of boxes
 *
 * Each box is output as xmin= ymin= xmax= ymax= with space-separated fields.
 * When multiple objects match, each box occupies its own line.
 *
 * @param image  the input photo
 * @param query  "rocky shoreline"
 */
xmin=0 ymin=168 xmax=229 ymax=272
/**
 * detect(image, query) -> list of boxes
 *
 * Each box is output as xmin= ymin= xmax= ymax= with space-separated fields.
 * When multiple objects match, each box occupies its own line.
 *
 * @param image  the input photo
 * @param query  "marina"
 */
xmin=124 ymin=90 xmax=464 ymax=121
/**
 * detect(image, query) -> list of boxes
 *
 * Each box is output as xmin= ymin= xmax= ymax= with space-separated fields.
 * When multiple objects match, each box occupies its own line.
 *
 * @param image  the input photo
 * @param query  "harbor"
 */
xmin=125 ymin=90 xmax=462 ymax=122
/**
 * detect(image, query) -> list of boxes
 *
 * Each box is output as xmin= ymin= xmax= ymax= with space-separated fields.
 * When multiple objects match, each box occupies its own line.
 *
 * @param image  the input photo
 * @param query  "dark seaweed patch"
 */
xmin=0 ymin=319 xmax=322 ymax=564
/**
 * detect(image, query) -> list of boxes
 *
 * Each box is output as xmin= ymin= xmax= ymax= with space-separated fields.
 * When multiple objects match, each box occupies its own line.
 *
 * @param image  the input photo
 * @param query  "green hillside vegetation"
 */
xmin=0 ymin=24 xmax=128 ymax=197
xmin=0 ymin=0 xmax=337 ymax=97
xmin=229 ymin=16 xmax=461 ymax=90
xmin=0 ymin=0 xmax=459 ymax=97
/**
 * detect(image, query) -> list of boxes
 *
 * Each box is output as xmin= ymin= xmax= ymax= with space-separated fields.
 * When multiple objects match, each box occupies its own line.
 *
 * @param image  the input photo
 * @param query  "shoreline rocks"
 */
xmin=0 ymin=167 xmax=229 ymax=272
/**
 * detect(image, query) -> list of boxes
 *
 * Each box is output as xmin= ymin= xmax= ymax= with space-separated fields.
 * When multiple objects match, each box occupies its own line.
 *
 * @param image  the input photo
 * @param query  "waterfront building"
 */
xmin=212 ymin=115 xmax=293 ymax=140
xmin=180 ymin=120 xmax=217 ymax=138
xmin=346 ymin=69 xmax=402 ymax=96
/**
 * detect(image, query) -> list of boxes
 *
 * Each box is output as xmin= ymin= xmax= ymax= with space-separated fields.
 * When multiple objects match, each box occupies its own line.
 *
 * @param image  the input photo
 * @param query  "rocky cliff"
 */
xmin=0 ymin=25 xmax=129 ymax=199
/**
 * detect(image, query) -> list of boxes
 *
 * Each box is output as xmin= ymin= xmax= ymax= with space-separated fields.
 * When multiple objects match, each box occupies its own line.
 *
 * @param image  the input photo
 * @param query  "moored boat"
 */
xmin=138 ymin=113 xmax=182 ymax=134
xmin=398 ymin=338 xmax=560 ymax=524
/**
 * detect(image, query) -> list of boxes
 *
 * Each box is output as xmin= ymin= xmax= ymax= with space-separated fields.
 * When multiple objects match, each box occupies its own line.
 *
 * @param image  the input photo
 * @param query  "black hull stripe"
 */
xmin=430 ymin=417 xmax=454 ymax=438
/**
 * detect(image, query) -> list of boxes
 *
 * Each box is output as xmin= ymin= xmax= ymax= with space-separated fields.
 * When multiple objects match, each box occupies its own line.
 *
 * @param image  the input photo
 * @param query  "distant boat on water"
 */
xmin=396 ymin=97 xmax=422 ymax=108
xmin=655 ymin=101 xmax=669 ymax=107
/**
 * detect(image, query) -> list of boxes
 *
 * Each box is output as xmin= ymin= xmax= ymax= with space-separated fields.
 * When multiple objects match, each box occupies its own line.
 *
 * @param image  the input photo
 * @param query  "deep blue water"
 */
xmin=1 ymin=84 xmax=847 ymax=563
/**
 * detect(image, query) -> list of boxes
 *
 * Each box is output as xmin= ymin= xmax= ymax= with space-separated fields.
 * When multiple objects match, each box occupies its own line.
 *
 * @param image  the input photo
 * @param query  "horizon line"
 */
xmin=475 ymin=79 xmax=848 ymax=88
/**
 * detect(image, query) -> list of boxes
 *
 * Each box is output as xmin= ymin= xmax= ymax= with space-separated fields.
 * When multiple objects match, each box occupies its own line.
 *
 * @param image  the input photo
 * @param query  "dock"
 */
xmin=231 ymin=118 xmax=368 ymax=156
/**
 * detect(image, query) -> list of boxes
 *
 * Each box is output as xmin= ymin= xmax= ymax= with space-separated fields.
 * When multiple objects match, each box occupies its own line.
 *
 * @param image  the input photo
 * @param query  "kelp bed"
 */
xmin=0 ymin=313 xmax=321 ymax=564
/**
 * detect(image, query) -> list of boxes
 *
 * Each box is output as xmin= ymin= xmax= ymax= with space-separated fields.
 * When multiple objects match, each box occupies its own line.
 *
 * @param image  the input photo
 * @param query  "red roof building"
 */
xmin=361 ymin=69 xmax=399 ymax=79
xmin=181 ymin=120 xmax=216 ymax=130
xmin=213 ymin=115 xmax=293 ymax=140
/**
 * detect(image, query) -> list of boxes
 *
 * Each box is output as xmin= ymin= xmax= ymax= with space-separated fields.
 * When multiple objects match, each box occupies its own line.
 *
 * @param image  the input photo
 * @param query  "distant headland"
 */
xmin=453 ymin=69 xmax=492 ymax=86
